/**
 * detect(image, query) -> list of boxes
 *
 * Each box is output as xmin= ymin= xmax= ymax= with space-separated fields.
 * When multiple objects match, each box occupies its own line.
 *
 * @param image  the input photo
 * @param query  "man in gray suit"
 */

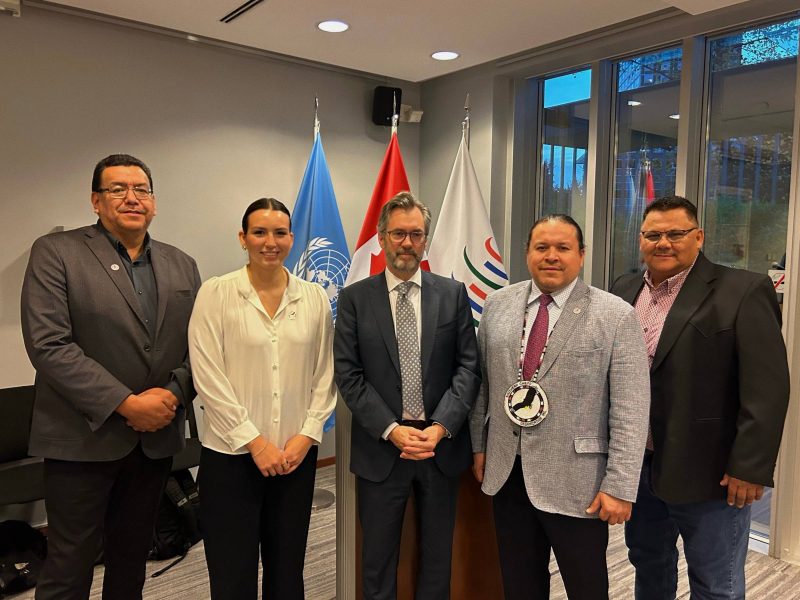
xmin=21 ymin=154 xmax=201 ymax=600
xmin=470 ymin=214 xmax=650 ymax=600
xmin=334 ymin=192 xmax=480 ymax=600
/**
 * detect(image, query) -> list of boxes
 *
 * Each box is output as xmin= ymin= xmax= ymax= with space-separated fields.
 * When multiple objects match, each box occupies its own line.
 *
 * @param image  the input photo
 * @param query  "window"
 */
xmin=703 ymin=17 xmax=799 ymax=538
xmin=610 ymin=47 xmax=682 ymax=281
xmin=703 ymin=19 xmax=799 ymax=275
xmin=539 ymin=69 xmax=592 ymax=230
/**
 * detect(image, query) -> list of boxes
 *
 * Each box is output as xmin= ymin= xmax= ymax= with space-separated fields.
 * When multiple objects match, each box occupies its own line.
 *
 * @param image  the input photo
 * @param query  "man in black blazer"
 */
xmin=334 ymin=192 xmax=481 ymax=600
xmin=21 ymin=154 xmax=201 ymax=600
xmin=611 ymin=196 xmax=789 ymax=599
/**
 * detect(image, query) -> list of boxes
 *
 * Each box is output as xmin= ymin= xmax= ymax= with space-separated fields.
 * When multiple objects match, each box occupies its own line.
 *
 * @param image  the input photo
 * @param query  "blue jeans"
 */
xmin=625 ymin=455 xmax=751 ymax=600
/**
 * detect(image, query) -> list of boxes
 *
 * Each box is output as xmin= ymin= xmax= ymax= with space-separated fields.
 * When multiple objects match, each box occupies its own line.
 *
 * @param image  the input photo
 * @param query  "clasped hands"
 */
xmin=248 ymin=434 xmax=313 ymax=477
xmin=117 ymin=387 xmax=179 ymax=432
xmin=389 ymin=424 xmax=446 ymax=460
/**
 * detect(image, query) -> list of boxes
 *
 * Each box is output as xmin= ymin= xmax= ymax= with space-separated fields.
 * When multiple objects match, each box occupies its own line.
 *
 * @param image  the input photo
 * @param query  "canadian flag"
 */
xmin=345 ymin=131 xmax=425 ymax=286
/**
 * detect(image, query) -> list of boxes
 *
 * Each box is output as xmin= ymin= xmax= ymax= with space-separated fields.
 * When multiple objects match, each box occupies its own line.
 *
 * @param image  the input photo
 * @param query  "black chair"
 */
xmin=0 ymin=385 xmax=201 ymax=507
xmin=0 ymin=385 xmax=44 ymax=506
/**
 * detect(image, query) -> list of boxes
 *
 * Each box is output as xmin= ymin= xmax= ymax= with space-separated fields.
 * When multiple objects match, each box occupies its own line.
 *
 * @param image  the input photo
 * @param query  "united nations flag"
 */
xmin=286 ymin=132 xmax=350 ymax=431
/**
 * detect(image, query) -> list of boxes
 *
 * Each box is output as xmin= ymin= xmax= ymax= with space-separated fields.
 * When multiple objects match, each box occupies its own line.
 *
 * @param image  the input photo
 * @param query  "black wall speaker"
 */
xmin=372 ymin=86 xmax=402 ymax=126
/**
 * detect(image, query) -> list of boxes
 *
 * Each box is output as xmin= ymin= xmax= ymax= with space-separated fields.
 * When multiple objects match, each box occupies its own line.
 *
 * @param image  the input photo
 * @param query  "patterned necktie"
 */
xmin=395 ymin=281 xmax=424 ymax=419
xmin=522 ymin=294 xmax=553 ymax=380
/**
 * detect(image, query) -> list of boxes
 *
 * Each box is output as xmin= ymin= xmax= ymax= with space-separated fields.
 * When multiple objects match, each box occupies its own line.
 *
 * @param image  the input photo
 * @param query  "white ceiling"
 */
xmin=46 ymin=0 xmax=753 ymax=82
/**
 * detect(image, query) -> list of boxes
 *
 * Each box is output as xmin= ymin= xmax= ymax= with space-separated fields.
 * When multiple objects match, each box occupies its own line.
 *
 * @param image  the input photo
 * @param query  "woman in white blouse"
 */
xmin=188 ymin=198 xmax=336 ymax=600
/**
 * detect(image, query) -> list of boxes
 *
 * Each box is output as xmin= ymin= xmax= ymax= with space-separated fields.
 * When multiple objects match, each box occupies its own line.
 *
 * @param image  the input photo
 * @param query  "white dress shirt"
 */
xmin=188 ymin=266 xmax=336 ymax=454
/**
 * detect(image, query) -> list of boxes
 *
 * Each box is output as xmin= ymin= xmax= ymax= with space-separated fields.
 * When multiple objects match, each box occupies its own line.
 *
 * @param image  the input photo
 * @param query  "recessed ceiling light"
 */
xmin=318 ymin=20 xmax=349 ymax=33
xmin=431 ymin=51 xmax=459 ymax=61
xmin=627 ymin=100 xmax=642 ymax=107
xmin=669 ymin=113 xmax=680 ymax=120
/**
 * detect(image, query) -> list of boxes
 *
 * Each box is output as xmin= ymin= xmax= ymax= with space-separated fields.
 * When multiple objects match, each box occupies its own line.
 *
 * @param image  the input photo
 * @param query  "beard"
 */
xmin=386 ymin=248 xmax=421 ymax=273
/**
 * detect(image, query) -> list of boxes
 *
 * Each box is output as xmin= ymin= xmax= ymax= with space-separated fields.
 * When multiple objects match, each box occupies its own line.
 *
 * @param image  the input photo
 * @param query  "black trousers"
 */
xmin=357 ymin=458 xmax=460 ymax=600
xmin=493 ymin=457 xmax=609 ymax=600
xmin=35 ymin=444 xmax=171 ymax=600
xmin=199 ymin=444 xmax=318 ymax=600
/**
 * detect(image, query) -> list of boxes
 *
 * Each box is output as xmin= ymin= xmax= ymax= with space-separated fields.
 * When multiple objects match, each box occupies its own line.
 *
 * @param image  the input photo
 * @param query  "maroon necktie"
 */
xmin=522 ymin=294 xmax=553 ymax=380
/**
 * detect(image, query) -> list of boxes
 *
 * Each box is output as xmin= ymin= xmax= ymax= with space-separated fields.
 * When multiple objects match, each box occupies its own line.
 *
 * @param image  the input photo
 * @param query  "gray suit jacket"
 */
xmin=334 ymin=270 xmax=481 ymax=483
xmin=21 ymin=224 xmax=201 ymax=461
xmin=470 ymin=278 xmax=650 ymax=518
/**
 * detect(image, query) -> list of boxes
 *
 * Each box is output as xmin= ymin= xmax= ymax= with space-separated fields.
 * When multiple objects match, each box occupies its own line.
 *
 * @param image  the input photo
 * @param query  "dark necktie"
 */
xmin=522 ymin=294 xmax=553 ymax=380
xmin=396 ymin=281 xmax=424 ymax=419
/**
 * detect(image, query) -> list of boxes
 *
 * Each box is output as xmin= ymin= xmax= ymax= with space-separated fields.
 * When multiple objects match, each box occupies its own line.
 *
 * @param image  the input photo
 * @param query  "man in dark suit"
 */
xmin=611 ymin=196 xmax=789 ymax=599
xmin=21 ymin=154 xmax=201 ymax=600
xmin=334 ymin=192 xmax=481 ymax=600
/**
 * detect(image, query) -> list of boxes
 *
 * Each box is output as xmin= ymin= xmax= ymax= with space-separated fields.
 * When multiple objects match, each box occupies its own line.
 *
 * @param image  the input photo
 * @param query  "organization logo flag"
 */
xmin=428 ymin=132 xmax=508 ymax=327
xmin=344 ymin=130 xmax=415 ymax=286
xmin=285 ymin=132 xmax=350 ymax=431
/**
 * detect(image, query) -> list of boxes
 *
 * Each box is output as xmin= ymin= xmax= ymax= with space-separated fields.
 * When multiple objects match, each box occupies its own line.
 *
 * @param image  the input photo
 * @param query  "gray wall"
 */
xmin=420 ymin=67 xmax=496 ymax=227
xmin=0 ymin=6 xmax=423 ymax=467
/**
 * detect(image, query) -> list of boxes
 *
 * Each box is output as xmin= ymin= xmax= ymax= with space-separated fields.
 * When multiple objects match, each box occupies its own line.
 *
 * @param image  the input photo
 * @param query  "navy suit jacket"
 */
xmin=334 ymin=270 xmax=481 ymax=483
xmin=611 ymin=253 xmax=789 ymax=503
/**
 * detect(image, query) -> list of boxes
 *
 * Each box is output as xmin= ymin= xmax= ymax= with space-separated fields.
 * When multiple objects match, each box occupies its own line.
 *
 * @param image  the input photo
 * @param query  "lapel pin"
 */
xmin=110 ymin=264 xmax=120 ymax=271
xmin=573 ymin=307 xmax=581 ymax=314
xmin=288 ymin=310 xmax=297 ymax=320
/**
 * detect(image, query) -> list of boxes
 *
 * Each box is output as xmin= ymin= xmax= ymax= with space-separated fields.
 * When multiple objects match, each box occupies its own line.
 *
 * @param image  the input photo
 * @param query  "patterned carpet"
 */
xmin=10 ymin=465 xmax=800 ymax=598
xmin=10 ymin=466 xmax=337 ymax=600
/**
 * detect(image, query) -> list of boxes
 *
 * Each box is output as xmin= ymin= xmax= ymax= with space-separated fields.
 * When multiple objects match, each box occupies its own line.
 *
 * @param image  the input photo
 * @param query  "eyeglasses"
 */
xmin=96 ymin=185 xmax=154 ymax=200
xmin=386 ymin=229 xmax=426 ymax=244
xmin=640 ymin=228 xmax=697 ymax=243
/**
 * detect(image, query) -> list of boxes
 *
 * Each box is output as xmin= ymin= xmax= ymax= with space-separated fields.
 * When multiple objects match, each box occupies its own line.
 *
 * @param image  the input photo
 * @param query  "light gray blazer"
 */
xmin=469 ymin=278 xmax=650 ymax=518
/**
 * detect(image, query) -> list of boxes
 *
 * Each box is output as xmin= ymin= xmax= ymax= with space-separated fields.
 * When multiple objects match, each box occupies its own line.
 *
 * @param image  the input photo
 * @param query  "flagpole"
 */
xmin=314 ymin=95 xmax=320 ymax=139
xmin=463 ymin=92 xmax=471 ymax=149
xmin=391 ymin=92 xmax=399 ymax=135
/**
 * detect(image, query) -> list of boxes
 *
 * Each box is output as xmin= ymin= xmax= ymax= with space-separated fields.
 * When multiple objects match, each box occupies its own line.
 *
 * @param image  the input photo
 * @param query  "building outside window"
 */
xmin=703 ymin=19 xmax=799 ymax=276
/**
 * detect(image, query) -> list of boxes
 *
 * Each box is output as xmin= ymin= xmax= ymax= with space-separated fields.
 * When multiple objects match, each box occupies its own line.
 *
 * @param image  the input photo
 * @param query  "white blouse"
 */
xmin=188 ymin=266 xmax=336 ymax=454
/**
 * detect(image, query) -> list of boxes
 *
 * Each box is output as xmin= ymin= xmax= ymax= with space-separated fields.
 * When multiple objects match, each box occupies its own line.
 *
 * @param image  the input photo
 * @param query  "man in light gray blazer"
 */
xmin=470 ymin=214 xmax=649 ymax=600
xmin=21 ymin=154 xmax=201 ymax=600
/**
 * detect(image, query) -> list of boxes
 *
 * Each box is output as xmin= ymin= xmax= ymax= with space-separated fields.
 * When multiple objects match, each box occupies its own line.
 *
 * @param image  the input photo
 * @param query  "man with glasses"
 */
xmin=21 ymin=154 xmax=201 ymax=600
xmin=611 ymin=195 xmax=789 ymax=599
xmin=334 ymin=192 xmax=480 ymax=599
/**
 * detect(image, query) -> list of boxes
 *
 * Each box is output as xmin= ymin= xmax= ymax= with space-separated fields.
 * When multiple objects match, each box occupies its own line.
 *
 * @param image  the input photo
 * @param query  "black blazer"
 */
xmin=611 ymin=253 xmax=789 ymax=503
xmin=333 ymin=270 xmax=481 ymax=483
xmin=21 ymin=224 xmax=201 ymax=462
